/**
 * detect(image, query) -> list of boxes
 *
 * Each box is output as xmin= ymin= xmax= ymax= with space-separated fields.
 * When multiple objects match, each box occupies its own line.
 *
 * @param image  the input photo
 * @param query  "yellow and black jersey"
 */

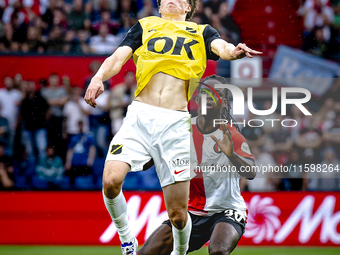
xmin=118 ymin=16 xmax=221 ymax=100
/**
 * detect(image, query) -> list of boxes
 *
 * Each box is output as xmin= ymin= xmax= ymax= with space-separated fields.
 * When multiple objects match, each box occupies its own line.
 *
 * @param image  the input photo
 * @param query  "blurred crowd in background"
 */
xmin=0 ymin=0 xmax=240 ymax=55
xmin=0 ymin=0 xmax=339 ymax=191
xmin=1 ymin=0 xmax=340 ymax=61
xmin=300 ymin=0 xmax=340 ymax=60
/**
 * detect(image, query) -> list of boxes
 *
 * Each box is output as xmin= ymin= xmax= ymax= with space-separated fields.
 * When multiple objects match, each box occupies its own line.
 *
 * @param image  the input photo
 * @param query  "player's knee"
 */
xmin=103 ymin=174 xmax=123 ymax=190
xmin=169 ymin=209 xmax=187 ymax=229
xmin=102 ymin=169 xmax=124 ymax=197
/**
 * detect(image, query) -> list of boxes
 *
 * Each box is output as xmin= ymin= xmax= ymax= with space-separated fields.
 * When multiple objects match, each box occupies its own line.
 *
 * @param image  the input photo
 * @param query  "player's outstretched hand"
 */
xmin=84 ymin=76 xmax=104 ymax=108
xmin=210 ymin=124 xmax=234 ymax=157
xmin=232 ymin=43 xmax=262 ymax=59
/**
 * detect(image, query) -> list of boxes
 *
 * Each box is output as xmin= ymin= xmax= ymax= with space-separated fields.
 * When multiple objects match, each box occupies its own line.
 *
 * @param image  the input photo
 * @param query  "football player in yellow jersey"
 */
xmin=84 ymin=1 xmax=261 ymax=254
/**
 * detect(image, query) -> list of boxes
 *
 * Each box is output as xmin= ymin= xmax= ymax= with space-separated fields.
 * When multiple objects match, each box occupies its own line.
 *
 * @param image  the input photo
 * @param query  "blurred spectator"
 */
xmin=20 ymin=81 xmax=49 ymax=162
xmin=322 ymin=77 xmax=340 ymax=102
xmin=268 ymin=115 xmax=293 ymax=165
xmin=0 ymin=77 xmax=22 ymax=130
xmin=64 ymin=120 xmax=96 ymax=185
xmin=84 ymin=61 xmax=110 ymax=91
xmin=280 ymin=148 xmax=307 ymax=191
xmin=303 ymin=0 xmax=334 ymax=34
xmin=67 ymin=0 xmax=90 ymax=31
xmin=241 ymin=113 xmax=265 ymax=149
xmin=323 ymin=112 xmax=340 ymax=155
xmin=218 ymin=2 xmax=240 ymax=43
xmin=39 ymin=79 xmax=48 ymax=90
xmin=307 ymin=26 xmax=338 ymax=58
xmin=62 ymin=30 xmax=76 ymax=53
xmin=63 ymin=86 xmax=90 ymax=139
xmin=286 ymin=105 xmax=304 ymax=142
xmin=21 ymin=26 xmax=44 ymax=53
xmin=296 ymin=114 xmax=323 ymax=160
xmin=36 ymin=145 xmax=64 ymax=184
xmin=89 ymin=24 xmax=120 ymax=54
xmin=41 ymin=74 xmax=68 ymax=156
xmin=114 ymin=0 xmax=138 ymax=21
xmin=308 ymin=147 xmax=340 ymax=190
xmin=333 ymin=0 xmax=340 ymax=27
xmin=12 ymin=143 xmax=35 ymax=185
xmin=257 ymin=101 xmax=280 ymax=133
xmin=192 ymin=0 xmax=210 ymax=24
xmin=82 ymin=89 xmax=110 ymax=157
xmin=71 ymin=29 xmax=91 ymax=54
xmin=314 ymin=97 xmax=336 ymax=132
xmin=46 ymin=25 xmax=64 ymax=53
xmin=13 ymin=73 xmax=23 ymax=90
xmin=91 ymin=0 xmax=117 ymax=19
xmin=137 ymin=0 xmax=159 ymax=19
xmin=204 ymin=0 xmax=223 ymax=14
xmin=0 ymin=76 xmax=22 ymax=154
xmin=92 ymin=10 xmax=119 ymax=35
xmin=52 ymin=7 xmax=68 ymax=33
xmin=42 ymin=0 xmax=62 ymax=31
xmin=0 ymin=23 xmax=13 ymax=51
xmin=0 ymin=144 xmax=14 ymax=189
xmin=0 ymin=105 xmax=10 ymax=151
xmin=301 ymin=0 xmax=336 ymax=58
xmin=109 ymin=70 xmax=136 ymax=135
xmin=61 ymin=75 xmax=72 ymax=95
xmin=115 ymin=1 xmax=137 ymax=39
xmin=243 ymin=146 xmax=278 ymax=192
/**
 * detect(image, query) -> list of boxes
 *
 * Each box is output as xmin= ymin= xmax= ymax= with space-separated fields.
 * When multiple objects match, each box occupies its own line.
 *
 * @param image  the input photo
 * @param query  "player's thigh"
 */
xmin=208 ymin=222 xmax=239 ymax=255
xmin=162 ymin=181 xmax=189 ymax=219
xmin=138 ymin=224 xmax=173 ymax=255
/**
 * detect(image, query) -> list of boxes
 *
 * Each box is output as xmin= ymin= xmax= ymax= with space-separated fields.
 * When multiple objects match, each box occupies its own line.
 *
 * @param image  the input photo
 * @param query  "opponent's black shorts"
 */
xmin=163 ymin=210 xmax=246 ymax=253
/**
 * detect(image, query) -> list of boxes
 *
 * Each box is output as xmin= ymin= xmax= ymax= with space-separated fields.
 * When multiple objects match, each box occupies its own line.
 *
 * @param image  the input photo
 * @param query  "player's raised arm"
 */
xmin=84 ymin=46 xmax=133 ymax=108
xmin=211 ymin=124 xmax=256 ymax=180
xmin=85 ymin=20 xmax=143 ymax=108
xmin=211 ymin=38 xmax=262 ymax=61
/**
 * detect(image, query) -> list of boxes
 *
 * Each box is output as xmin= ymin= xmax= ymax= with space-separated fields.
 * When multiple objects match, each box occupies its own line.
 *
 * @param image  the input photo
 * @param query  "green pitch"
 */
xmin=1 ymin=246 xmax=340 ymax=255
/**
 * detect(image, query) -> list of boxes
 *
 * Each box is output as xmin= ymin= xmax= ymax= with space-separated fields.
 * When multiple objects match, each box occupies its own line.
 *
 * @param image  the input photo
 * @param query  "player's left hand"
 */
xmin=210 ymin=124 xmax=234 ymax=157
xmin=232 ymin=43 xmax=262 ymax=59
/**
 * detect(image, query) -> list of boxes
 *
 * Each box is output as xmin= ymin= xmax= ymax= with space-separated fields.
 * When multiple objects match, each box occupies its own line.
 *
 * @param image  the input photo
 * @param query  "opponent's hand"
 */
xmin=231 ymin=43 xmax=262 ymax=59
xmin=210 ymin=124 xmax=234 ymax=157
xmin=84 ymin=76 xmax=104 ymax=108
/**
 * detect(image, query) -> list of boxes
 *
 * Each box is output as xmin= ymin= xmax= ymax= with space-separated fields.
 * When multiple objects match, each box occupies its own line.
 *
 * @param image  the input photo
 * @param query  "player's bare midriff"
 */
xmin=135 ymin=72 xmax=189 ymax=112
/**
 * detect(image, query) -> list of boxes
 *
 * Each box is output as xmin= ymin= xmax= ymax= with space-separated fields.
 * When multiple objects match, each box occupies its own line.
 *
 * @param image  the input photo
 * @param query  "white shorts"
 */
xmin=106 ymin=101 xmax=191 ymax=187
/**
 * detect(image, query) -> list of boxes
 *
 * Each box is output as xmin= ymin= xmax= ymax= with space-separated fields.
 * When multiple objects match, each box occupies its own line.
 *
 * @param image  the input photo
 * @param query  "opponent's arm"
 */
xmin=84 ymin=46 xmax=133 ymax=108
xmin=211 ymin=39 xmax=262 ymax=61
xmin=210 ymin=124 xmax=256 ymax=180
xmin=228 ymin=150 xmax=256 ymax=180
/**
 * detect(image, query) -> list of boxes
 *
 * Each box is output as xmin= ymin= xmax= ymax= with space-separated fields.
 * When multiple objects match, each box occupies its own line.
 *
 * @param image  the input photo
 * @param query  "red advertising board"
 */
xmin=0 ymin=191 xmax=339 ymax=246
xmin=0 ymin=56 xmax=217 ymax=88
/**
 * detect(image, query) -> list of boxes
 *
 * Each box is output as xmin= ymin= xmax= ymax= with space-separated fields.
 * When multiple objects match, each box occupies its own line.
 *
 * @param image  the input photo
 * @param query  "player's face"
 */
xmin=159 ymin=0 xmax=191 ymax=18
xmin=197 ymin=79 xmax=224 ymax=116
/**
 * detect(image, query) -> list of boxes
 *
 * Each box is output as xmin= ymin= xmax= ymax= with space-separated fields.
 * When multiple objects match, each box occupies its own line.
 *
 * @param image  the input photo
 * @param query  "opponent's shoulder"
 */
xmin=229 ymin=125 xmax=246 ymax=141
